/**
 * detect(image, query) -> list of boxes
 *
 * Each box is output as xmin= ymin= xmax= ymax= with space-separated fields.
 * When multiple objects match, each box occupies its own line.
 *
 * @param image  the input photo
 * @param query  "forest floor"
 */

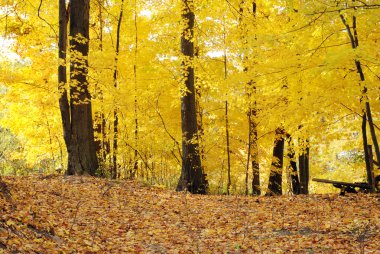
xmin=0 ymin=175 xmax=379 ymax=253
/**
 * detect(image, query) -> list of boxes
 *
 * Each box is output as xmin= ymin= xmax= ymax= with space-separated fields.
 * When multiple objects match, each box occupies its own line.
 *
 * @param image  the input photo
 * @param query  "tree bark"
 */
xmin=176 ymin=0 xmax=207 ymax=194
xmin=298 ymin=140 xmax=309 ymax=194
xmin=132 ymin=0 xmax=139 ymax=179
xmin=111 ymin=0 xmax=124 ymax=179
xmin=67 ymin=0 xmax=98 ymax=175
xmin=267 ymin=128 xmax=285 ymax=195
xmin=249 ymin=96 xmax=260 ymax=195
xmin=58 ymin=0 xmax=71 ymax=166
xmin=225 ymin=101 xmax=231 ymax=195
xmin=362 ymin=114 xmax=375 ymax=191
xmin=287 ymin=135 xmax=300 ymax=194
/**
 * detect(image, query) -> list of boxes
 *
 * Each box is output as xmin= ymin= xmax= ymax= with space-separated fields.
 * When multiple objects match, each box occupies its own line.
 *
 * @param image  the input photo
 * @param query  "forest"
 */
xmin=1 ymin=0 xmax=379 ymax=195
xmin=0 ymin=0 xmax=379 ymax=252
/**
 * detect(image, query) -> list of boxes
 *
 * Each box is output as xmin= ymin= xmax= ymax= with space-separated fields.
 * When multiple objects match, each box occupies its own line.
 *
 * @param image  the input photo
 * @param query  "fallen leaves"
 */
xmin=0 ymin=175 xmax=379 ymax=253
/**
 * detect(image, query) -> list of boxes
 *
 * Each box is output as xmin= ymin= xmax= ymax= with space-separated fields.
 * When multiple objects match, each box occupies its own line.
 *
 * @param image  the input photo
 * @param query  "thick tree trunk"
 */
xmin=267 ymin=128 xmax=285 ymax=195
xmin=176 ymin=0 xmax=207 ymax=194
xmin=67 ymin=0 xmax=98 ymax=175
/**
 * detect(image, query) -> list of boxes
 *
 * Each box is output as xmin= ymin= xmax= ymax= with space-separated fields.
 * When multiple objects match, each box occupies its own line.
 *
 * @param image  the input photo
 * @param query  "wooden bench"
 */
xmin=312 ymin=178 xmax=373 ymax=195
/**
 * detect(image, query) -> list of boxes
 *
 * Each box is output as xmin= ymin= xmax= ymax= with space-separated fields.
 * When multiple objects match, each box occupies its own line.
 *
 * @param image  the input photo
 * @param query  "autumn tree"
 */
xmin=176 ymin=0 xmax=207 ymax=194
xmin=338 ymin=1 xmax=378 ymax=191
xmin=59 ymin=0 xmax=98 ymax=175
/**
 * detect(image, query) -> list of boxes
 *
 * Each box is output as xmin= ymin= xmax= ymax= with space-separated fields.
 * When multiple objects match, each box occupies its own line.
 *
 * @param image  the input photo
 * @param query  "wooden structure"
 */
xmin=312 ymin=178 xmax=372 ymax=195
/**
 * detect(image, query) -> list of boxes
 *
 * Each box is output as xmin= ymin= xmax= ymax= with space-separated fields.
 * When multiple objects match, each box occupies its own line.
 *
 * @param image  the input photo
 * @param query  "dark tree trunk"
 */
xmin=176 ymin=0 xmax=207 ymax=194
xmin=267 ymin=128 xmax=285 ymax=195
xmin=225 ymin=101 xmax=231 ymax=195
xmin=298 ymin=140 xmax=309 ymax=194
xmin=111 ymin=0 xmax=124 ymax=179
xmin=367 ymin=145 xmax=376 ymax=192
xmin=287 ymin=135 xmax=300 ymax=194
xmin=249 ymin=99 xmax=260 ymax=196
xmin=67 ymin=0 xmax=98 ymax=175
xmin=58 ymin=0 xmax=71 ymax=157
xmin=362 ymin=115 xmax=376 ymax=191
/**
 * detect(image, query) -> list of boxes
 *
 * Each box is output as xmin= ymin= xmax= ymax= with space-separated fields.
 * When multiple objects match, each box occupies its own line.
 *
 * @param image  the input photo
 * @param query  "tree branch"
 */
xmin=38 ymin=0 xmax=57 ymax=38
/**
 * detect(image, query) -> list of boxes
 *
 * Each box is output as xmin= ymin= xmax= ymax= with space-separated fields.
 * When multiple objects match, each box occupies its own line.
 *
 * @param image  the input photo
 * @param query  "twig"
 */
xmin=38 ymin=0 xmax=57 ymax=38
xmin=286 ymin=9 xmax=326 ymax=34
xmin=69 ymin=201 xmax=82 ymax=236
xmin=339 ymin=103 xmax=380 ymax=131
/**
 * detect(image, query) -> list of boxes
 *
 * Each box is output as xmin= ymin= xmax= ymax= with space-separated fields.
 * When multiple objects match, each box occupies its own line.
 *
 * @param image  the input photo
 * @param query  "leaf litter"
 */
xmin=0 ymin=175 xmax=379 ymax=253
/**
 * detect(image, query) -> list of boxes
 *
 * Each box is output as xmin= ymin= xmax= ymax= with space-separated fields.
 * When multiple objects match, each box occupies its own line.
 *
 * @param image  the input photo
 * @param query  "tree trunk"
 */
xmin=222 ymin=28 xmax=231 ymax=195
xmin=249 ymin=97 xmax=260 ymax=196
xmin=111 ymin=0 xmax=124 ymax=179
xmin=367 ymin=145 xmax=376 ymax=192
xmin=287 ymin=135 xmax=300 ymax=194
xmin=58 ymin=0 xmax=71 ymax=167
xmin=67 ymin=0 xmax=98 ymax=175
xmin=132 ymin=0 xmax=139 ymax=179
xmin=250 ymin=1 xmax=260 ymax=195
xmin=176 ymin=0 xmax=207 ymax=194
xmin=298 ymin=140 xmax=309 ymax=194
xmin=225 ymin=101 xmax=231 ymax=195
xmin=239 ymin=1 xmax=260 ymax=195
xmin=267 ymin=128 xmax=285 ymax=195
xmin=362 ymin=114 xmax=375 ymax=191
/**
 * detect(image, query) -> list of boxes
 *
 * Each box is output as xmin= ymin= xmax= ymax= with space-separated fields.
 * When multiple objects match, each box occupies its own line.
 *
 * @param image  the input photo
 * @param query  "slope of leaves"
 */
xmin=0 ymin=175 xmax=379 ymax=253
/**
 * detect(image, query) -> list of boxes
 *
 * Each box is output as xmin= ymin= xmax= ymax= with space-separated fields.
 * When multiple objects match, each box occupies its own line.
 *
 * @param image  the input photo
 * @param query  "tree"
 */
xmin=110 ymin=0 xmax=125 ymax=179
xmin=176 ymin=0 xmax=207 ymax=194
xmin=267 ymin=128 xmax=285 ymax=195
xmin=339 ymin=2 xmax=378 ymax=192
xmin=65 ymin=0 xmax=98 ymax=175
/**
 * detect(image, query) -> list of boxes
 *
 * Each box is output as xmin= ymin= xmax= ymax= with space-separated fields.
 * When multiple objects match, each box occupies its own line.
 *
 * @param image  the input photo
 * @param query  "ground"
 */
xmin=0 ymin=175 xmax=379 ymax=253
